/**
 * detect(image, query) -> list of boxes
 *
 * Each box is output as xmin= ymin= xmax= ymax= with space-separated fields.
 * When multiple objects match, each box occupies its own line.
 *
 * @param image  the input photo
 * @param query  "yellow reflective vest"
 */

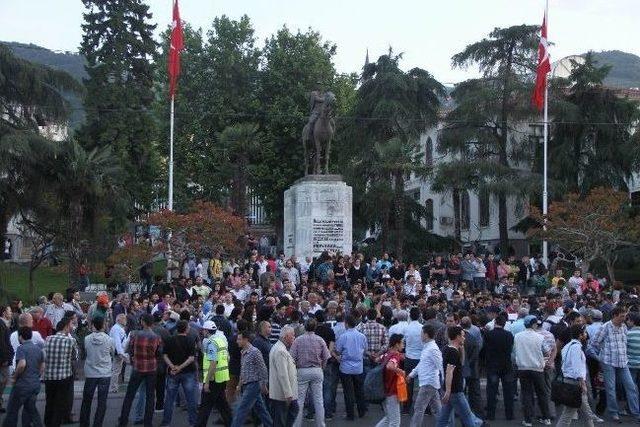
xmin=202 ymin=335 xmax=229 ymax=383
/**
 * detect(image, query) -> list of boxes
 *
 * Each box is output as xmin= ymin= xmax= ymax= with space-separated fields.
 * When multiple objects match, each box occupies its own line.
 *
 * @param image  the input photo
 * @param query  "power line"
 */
xmin=41 ymin=106 xmax=640 ymax=127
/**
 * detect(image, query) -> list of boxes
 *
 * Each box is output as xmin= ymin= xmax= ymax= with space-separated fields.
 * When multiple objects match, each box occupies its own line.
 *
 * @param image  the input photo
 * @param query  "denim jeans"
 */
xmin=133 ymin=377 xmax=147 ymax=423
xmin=162 ymin=371 xmax=198 ymax=426
xmin=271 ymin=399 xmax=298 ymax=427
xmin=601 ymin=362 xmax=640 ymax=418
xmin=486 ymin=370 xmax=514 ymax=419
xmin=339 ymin=372 xmax=367 ymax=419
xmin=322 ymin=362 xmax=339 ymax=417
xmin=436 ymin=392 xmax=483 ymax=427
xmin=410 ymin=385 xmax=441 ymax=427
xmin=80 ymin=377 xmax=110 ymax=427
xmin=294 ymin=367 xmax=324 ymax=427
xmin=230 ymin=381 xmax=273 ymax=427
xmin=118 ymin=370 xmax=156 ymax=427
xmin=2 ymin=385 xmax=42 ymax=427
xmin=375 ymin=395 xmax=401 ymax=427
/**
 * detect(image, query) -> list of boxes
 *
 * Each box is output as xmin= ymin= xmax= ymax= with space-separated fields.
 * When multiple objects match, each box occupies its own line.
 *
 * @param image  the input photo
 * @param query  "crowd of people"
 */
xmin=0 ymin=249 xmax=637 ymax=427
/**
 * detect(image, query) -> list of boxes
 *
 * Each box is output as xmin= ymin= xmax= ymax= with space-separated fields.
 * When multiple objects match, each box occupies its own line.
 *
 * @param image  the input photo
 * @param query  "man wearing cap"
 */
xmin=196 ymin=320 xmax=232 ymax=427
xmin=513 ymin=315 xmax=552 ymax=426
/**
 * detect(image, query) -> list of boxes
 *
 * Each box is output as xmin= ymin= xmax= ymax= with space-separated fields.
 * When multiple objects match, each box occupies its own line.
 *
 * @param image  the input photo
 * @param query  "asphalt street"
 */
xmin=0 ymin=381 xmax=637 ymax=426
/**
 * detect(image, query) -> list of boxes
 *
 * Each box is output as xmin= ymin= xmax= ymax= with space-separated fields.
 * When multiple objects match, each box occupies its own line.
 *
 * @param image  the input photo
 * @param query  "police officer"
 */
xmin=195 ymin=321 xmax=232 ymax=427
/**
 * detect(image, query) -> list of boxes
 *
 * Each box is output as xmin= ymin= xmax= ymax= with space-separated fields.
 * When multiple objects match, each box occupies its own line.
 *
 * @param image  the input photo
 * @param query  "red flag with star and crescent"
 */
xmin=168 ymin=0 xmax=184 ymax=97
xmin=532 ymin=6 xmax=550 ymax=111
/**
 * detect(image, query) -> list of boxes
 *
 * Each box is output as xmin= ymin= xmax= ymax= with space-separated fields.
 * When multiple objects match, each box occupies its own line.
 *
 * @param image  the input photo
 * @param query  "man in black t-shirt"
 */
xmin=161 ymin=320 xmax=198 ymax=426
xmin=437 ymin=326 xmax=487 ymax=426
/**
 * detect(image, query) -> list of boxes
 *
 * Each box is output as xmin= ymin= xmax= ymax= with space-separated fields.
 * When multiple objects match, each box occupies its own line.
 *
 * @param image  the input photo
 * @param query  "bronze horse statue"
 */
xmin=302 ymin=91 xmax=336 ymax=175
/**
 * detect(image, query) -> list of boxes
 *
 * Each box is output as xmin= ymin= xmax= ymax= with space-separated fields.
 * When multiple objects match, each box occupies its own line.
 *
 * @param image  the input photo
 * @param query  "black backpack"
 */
xmin=363 ymin=356 xmax=389 ymax=404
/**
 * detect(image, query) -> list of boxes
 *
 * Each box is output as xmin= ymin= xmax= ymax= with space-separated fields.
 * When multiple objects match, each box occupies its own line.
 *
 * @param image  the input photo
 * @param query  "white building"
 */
xmin=404 ymin=127 xmax=530 ymax=255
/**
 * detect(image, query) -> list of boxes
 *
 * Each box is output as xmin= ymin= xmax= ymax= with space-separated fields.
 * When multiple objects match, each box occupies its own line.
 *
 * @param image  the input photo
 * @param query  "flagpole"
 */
xmin=168 ymin=95 xmax=174 ymax=211
xmin=542 ymin=0 xmax=549 ymax=268
xmin=166 ymin=95 xmax=175 ymax=283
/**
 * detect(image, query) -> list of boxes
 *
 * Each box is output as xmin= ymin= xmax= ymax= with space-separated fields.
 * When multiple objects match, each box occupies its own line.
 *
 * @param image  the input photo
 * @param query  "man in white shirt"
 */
xmin=556 ymin=324 xmax=603 ymax=424
xmin=388 ymin=311 xmax=409 ymax=337
xmin=409 ymin=324 xmax=443 ymax=427
xmin=403 ymin=308 xmax=423 ymax=413
xmin=44 ymin=293 xmax=66 ymax=328
xmin=9 ymin=313 xmax=45 ymax=368
xmin=109 ymin=314 xmax=128 ymax=393
xmin=513 ymin=316 xmax=552 ymax=426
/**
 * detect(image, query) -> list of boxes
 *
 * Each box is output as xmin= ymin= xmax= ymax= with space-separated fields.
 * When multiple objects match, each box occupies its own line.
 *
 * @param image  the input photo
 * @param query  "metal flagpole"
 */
xmin=542 ymin=0 xmax=549 ymax=267
xmin=167 ymin=95 xmax=175 ymax=282
xmin=168 ymin=95 xmax=175 ymax=211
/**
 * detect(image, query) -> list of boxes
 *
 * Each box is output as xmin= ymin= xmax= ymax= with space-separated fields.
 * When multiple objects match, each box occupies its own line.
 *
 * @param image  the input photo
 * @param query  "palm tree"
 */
xmin=50 ymin=139 xmax=122 ymax=283
xmin=353 ymin=51 xmax=444 ymax=260
xmin=217 ymin=123 xmax=261 ymax=218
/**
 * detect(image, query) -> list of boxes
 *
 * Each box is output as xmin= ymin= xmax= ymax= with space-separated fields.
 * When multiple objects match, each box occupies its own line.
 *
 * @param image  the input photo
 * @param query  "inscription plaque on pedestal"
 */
xmin=283 ymin=175 xmax=352 ymax=260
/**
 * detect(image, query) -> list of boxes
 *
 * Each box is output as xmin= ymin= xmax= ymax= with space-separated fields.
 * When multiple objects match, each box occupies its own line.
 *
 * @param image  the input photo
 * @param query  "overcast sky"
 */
xmin=1 ymin=0 xmax=638 ymax=84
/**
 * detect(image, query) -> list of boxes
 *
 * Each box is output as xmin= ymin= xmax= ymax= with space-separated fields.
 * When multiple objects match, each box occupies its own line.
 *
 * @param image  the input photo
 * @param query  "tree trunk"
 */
xmin=498 ymin=193 xmax=509 ymax=255
xmin=394 ymin=171 xmax=405 ymax=261
xmin=606 ymin=260 xmax=617 ymax=285
xmin=28 ymin=264 xmax=35 ymax=303
xmin=68 ymin=199 xmax=83 ymax=286
xmin=381 ymin=197 xmax=390 ymax=253
xmin=497 ymin=45 xmax=514 ymax=257
xmin=453 ymin=188 xmax=462 ymax=252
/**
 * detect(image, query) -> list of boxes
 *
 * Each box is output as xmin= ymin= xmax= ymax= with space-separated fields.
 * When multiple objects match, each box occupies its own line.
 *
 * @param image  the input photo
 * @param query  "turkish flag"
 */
xmin=532 ymin=7 xmax=550 ymax=111
xmin=168 ymin=0 xmax=184 ymax=97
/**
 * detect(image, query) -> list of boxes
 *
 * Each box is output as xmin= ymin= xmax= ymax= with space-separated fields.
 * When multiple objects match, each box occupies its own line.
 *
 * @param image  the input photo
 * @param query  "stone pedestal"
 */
xmin=284 ymin=175 xmax=352 ymax=260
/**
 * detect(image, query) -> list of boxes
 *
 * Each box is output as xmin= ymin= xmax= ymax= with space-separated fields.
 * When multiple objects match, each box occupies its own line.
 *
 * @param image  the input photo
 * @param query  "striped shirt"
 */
xmin=593 ymin=321 xmax=628 ymax=368
xmin=627 ymin=326 xmax=640 ymax=369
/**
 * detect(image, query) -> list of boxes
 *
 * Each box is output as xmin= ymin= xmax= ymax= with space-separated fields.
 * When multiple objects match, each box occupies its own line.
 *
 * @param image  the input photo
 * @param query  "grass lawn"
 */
xmin=0 ymin=262 xmax=70 ymax=303
xmin=0 ymin=259 xmax=168 ymax=304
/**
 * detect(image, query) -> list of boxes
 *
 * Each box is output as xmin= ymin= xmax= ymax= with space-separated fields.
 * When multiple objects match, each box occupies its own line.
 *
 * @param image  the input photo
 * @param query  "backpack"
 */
xmin=363 ymin=355 xmax=390 ymax=404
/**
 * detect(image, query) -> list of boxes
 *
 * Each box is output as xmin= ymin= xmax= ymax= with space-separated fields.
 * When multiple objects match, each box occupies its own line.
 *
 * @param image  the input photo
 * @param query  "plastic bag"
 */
xmin=396 ymin=374 xmax=408 ymax=403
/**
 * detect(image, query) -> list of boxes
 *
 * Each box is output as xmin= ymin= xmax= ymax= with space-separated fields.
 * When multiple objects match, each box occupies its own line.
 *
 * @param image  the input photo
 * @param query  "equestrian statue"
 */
xmin=302 ymin=83 xmax=336 ymax=175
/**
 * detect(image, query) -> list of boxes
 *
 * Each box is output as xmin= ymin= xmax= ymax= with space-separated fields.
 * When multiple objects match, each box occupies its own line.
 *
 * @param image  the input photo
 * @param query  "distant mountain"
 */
xmin=590 ymin=50 xmax=640 ymax=88
xmin=2 ymin=41 xmax=87 ymax=128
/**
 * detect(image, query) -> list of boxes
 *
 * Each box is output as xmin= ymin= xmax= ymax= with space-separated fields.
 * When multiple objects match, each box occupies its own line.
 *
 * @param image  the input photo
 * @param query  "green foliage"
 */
xmin=437 ymin=24 xmax=539 ymax=254
xmin=254 ymin=26 xmax=337 ymax=228
xmin=0 ymin=43 xmax=83 ymax=135
xmin=3 ymin=42 xmax=88 ymax=128
xmin=0 ymin=133 xmax=124 ymax=283
xmin=549 ymin=52 xmax=640 ymax=194
xmin=217 ymin=123 xmax=262 ymax=216
xmin=78 ymin=0 xmax=159 ymax=212
xmin=338 ymin=52 xmax=443 ymax=259
xmin=154 ymin=16 xmax=260 ymax=210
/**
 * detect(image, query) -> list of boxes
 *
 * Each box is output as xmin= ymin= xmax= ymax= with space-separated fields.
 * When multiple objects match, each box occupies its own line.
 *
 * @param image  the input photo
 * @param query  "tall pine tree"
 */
xmin=79 ymin=0 xmax=159 ymax=212
xmin=437 ymin=25 xmax=539 ymax=254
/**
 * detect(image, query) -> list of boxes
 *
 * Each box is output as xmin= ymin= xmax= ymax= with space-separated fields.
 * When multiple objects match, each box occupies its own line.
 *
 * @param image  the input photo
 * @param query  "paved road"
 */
xmin=0 ymin=381 xmax=637 ymax=426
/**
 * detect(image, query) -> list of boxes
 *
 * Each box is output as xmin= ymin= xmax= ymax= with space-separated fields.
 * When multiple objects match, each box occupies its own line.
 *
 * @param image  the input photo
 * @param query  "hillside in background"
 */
xmin=2 ymin=41 xmax=87 ymax=128
xmin=2 ymin=42 xmax=639 ymax=130
xmin=591 ymin=50 xmax=640 ymax=88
